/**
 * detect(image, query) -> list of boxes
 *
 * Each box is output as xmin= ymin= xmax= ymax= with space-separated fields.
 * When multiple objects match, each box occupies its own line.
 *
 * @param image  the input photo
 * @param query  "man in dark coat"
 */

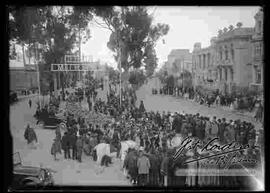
xmin=218 ymin=118 xmax=227 ymax=144
xmin=148 ymin=151 xmax=161 ymax=186
xmin=24 ymin=124 xmax=37 ymax=145
xmin=112 ymin=130 xmax=121 ymax=157
xmin=61 ymin=132 xmax=71 ymax=159
xmin=87 ymin=96 xmax=92 ymax=111
xmin=55 ymin=126 xmax=62 ymax=141
xmin=28 ymin=99 xmax=32 ymax=108
xmin=124 ymin=149 xmax=138 ymax=184
xmin=155 ymin=112 xmax=162 ymax=127
xmin=139 ymin=100 xmax=146 ymax=114
xmin=69 ymin=131 xmax=77 ymax=160
xmin=76 ymin=135 xmax=83 ymax=162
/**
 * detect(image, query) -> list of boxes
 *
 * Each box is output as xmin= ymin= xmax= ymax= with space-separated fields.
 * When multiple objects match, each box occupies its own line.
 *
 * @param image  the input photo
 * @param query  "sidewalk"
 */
xmin=162 ymin=94 xmax=256 ymax=119
xmin=17 ymin=93 xmax=38 ymax=100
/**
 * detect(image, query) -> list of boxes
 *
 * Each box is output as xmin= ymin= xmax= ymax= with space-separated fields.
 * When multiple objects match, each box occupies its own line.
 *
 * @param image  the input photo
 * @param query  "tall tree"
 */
xmin=9 ymin=6 xmax=93 ymax=95
xmin=92 ymin=6 xmax=169 ymax=78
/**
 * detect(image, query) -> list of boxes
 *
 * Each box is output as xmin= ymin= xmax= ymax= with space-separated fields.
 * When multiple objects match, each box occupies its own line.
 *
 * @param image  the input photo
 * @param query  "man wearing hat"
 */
xmin=218 ymin=118 xmax=227 ymax=144
xmin=61 ymin=132 xmax=71 ymax=159
xmin=76 ymin=134 xmax=83 ymax=162
xmin=68 ymin=130 xmax=77 ymax=160
xmin=137 ymin=147 xmax=151 ymax=186
xmin=224 ymin=120 xmax=235 ymax=144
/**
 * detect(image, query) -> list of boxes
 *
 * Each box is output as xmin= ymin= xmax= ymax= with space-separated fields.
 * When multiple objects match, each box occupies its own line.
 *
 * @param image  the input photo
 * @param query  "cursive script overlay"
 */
xmin=173 ymin=137 xmax=259 ymax=168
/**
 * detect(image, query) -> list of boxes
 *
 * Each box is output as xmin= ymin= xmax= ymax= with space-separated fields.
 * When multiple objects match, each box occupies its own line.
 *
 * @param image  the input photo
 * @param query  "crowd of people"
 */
xmin=152 ymin=86 xmax=263 ymax=123
xmin=24 ymin=83 xmax=263 ymax=188
xmin=49 ymin=86 xmax=262 ymax=187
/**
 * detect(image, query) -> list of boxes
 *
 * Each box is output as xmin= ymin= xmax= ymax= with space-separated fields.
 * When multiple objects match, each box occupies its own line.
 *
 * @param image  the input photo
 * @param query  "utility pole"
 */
xmin=34 ymin=42 xmax=41 ymax=108
xmin=79 ymin=28 xmax=81 ymax=82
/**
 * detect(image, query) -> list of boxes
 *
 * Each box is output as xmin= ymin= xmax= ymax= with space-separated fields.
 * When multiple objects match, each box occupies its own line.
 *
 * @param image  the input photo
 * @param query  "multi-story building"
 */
xmin=192 ymin=9 xmax=263 ymax=95
xmin=192 ymin=22 xmax=256 ymax=94
xmin=9 ymin=42 xmax=43 ymax=93
xmin=250 ymin=8 xmax=263 ymax=91
xmin=10 ymin=62 xmax=38 ymax=93
xmin=192 ymin=39 xmax=217 ymax=90
xmin=164 ymin=49 xmax=192 ymax=77
xmin=215 ymin=23 xmax=254 ymax=94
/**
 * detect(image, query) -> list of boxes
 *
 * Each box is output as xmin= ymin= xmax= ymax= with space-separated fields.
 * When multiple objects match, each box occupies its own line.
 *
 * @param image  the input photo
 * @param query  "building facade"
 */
xmin=192 ymin=20 xmax=260 ymax=94
xmin=10 ymin=64 xmax=38 ymax=92
xmin=192 ymin=9 xmax=264 ymax=95
xmin=165 ymin=49 xmax=193 ymax=77
xmin=9 ymin=42 xmax=41 ymax=93
xmin=250 ymin=8 xmax=263 ymax=91
xmin=215 ymin=25 xmax=254 ymax=94
xmin=192 ymin=39 xmax=217 ymax=91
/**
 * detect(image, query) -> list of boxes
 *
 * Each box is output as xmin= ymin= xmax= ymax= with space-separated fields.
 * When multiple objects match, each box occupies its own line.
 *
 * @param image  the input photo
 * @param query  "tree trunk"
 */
xmin=22 ymin=43 xmax=26 ymax=66
xmin=28 ymin=40 xmax=31 ymax=65
xmin=60 ymin=72 xmax=65 ymax=100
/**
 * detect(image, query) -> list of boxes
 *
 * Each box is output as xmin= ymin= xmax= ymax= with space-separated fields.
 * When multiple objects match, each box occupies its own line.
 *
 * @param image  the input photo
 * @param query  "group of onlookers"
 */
xmin=65 ymin=87 xmax=262 ymax=187
xmin=26 ymin=84 xmax=263 ymax=188
xmin=152 ymin=86 xmax=263 ymax=123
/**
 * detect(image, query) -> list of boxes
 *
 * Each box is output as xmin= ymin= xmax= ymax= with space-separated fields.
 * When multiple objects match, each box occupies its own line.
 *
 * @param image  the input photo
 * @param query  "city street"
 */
xmin=8 ymin=6 xmax=264 ymax=190
xmin=136 ymin=82 xmax=263 ymax=130
xmin=136 ymin=82 xmax=264 ymax=190
xmin=9 ymin=84 xmax=263 ymax=188
xmin=10 ymin=95 xmax=130 ymax=186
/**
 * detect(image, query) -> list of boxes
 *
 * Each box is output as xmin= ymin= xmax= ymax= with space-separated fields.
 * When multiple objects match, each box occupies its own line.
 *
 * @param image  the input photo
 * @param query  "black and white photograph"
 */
xmin=7 ymin=5 xmax=264 ymax=191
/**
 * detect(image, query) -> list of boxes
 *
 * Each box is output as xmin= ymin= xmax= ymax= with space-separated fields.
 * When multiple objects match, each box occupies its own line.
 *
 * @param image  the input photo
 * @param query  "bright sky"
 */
xmin=81 ymin=6 xmax=260 ymax=69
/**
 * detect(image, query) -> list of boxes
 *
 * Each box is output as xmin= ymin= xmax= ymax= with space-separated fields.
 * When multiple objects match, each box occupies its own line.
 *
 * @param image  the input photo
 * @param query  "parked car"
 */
xmin=10 ymin=90 xmax=18 ymax=104
xmin=11 ymin=152 xmax=54 ymax=189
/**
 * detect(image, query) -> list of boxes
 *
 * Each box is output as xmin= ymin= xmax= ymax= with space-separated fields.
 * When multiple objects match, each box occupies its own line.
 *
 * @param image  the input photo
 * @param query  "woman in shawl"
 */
xmin=24 ymin=123 xmax=38 ymax=148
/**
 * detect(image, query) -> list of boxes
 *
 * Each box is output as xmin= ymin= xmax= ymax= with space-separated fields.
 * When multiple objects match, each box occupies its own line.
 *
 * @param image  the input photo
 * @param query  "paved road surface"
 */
xmin=135 ymin=83 xmax=264 ymax=190
xmin=9 ymin=85 xmax=263 ymax=189
xmin=10 ymin=95 xmax=130 ymax=186
xmin=136 ymin=84 xmax=263 ymax=130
